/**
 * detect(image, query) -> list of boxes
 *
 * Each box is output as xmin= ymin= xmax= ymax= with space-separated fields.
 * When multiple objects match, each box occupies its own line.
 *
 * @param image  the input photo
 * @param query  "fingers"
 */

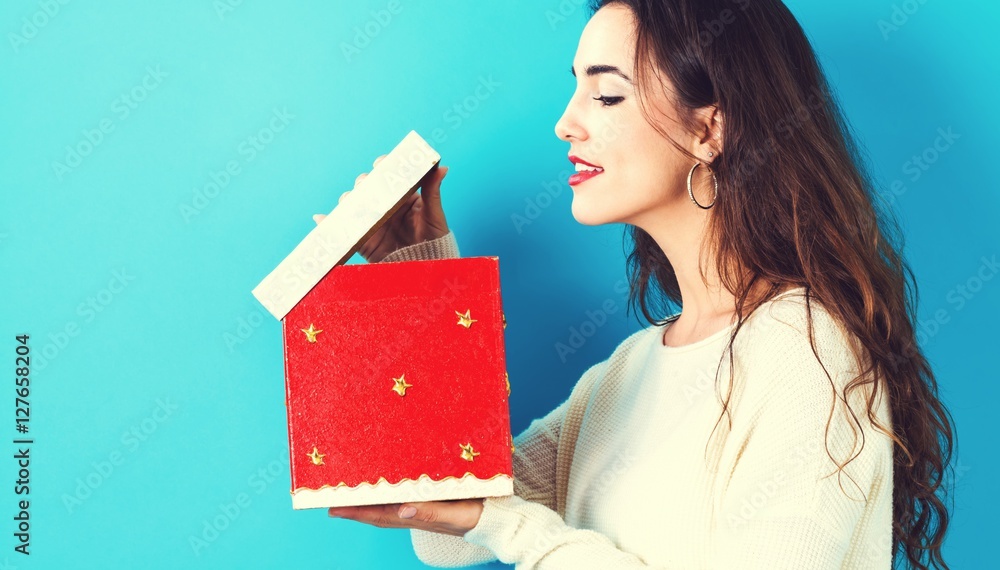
xmin=420 ymin=165 xmax=448 ymax=204
xmin=327 ymin=500 xmax=476 ymax=537
xmin=352 ymin=155 xmax=387 ymax=188
xmin=418 ymin=165 xmax=449 ymax=230
xmin=328 ymin=503 xmax=409 ymax=528
xmin=313 ymin=190 xmax=350 ymax=225
xmin=312 ymin=154 xmax=391 ymax=226
xmin=399 ymin=191 xmax=420 ymax=213
xmin=349 ymin=153 xmax=391 ymax=192
xmin=397 ymin=502 xmax=437 ymax=522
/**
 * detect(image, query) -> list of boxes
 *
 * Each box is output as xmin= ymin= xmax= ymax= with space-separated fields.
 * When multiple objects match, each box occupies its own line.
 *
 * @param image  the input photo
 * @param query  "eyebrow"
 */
xmin=570 ymin=64 xmax=633 ymax=84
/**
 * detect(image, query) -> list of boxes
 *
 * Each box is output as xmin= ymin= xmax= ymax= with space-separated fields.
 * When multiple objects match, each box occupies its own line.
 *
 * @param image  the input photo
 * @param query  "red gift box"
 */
xmin=252 ymin=131 xmax=514 ymax=509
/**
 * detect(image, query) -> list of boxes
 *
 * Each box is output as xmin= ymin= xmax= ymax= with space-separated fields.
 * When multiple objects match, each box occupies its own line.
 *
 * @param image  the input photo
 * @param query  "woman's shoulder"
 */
xmin=733 ymin=287 xmax=865 ymax=392
xmin=739 ymin=287 xmax=853 ymax=351
xmin=732 ymin=287 xmax=892 ymax=448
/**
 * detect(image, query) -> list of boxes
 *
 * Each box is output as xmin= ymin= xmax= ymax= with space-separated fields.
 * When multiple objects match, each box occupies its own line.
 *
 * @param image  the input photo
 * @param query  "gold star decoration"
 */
xmin=308 ymin=446 xmax=325 ymax=465
xmin=511 ymin=443 xmax=516 ymax=454
xmin=455 ymin=309 xmax=478 ymax=328
xmin=505 ymin=372 xmax=510 ymax=395
xmin=392 ymin=374 xmax=412 ymax=397
xmin=301 ymin=323 xmax=322 ymax=343
xmin=502 ymin=312 xmax=507 ymax=329
xmin=459 ymin=443 xmax=480 ymax=462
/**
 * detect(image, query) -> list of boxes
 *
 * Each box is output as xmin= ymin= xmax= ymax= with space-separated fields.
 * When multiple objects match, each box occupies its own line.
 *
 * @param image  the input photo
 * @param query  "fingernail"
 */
xmin=328 ymin=509 xmax=340 ymax=518
xmin=399 ymin=506 xmax=416 ymax=519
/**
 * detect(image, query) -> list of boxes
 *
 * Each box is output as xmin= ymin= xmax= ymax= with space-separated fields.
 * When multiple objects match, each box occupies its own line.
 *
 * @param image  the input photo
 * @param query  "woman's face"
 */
xmin=555 ymin=4 xmax=703 ymax=228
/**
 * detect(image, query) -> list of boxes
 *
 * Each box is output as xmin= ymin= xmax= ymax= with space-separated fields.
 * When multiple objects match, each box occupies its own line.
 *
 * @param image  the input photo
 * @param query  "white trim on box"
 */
xmin=291 ymin=473 xmax=514 ymax=510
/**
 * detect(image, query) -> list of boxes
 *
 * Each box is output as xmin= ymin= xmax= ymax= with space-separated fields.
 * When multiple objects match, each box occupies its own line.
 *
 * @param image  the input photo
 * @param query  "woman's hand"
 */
xmin=328 ymin=498 xmax=484 ymax=538
xmin=313 ymin=155 xmax=450 ymax=263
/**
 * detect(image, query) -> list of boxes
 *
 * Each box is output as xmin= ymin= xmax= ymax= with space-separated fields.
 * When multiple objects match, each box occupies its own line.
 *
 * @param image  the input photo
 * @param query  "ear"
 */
xmin=692 ymin=104 xmax=723 ymax=163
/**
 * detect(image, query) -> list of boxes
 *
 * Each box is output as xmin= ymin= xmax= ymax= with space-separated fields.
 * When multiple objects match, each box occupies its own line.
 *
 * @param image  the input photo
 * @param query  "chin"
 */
xmin=570 ymin=196 xmax=624 ymax=226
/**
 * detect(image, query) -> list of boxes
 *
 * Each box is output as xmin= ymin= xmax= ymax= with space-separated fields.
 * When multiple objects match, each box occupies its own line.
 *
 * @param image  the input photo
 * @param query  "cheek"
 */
xmin=595 ymin=107 xmax=687 ymax=201
xmin=642 ymin=131 xmax=693 ymax=194
xmin=615 ymin=142 xmax=679 ymax=202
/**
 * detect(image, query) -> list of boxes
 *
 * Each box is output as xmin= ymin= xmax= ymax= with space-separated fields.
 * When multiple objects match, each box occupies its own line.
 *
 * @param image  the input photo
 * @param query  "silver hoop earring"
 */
xmin=687 ymin=162 xmax=718 ymax=209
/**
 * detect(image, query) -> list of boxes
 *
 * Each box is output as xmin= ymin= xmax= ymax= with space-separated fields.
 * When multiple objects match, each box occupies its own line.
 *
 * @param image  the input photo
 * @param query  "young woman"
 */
xmin=317 ymin=1 xmax=955 ymax=568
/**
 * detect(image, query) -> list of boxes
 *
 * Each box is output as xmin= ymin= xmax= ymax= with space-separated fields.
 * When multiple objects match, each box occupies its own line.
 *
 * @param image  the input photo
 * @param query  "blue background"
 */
xmin=1 ymin=0 xmax=995 ymax=568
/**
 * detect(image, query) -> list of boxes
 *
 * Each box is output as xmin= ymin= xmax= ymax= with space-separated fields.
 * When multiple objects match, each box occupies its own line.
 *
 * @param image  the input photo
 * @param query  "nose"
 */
xmin=554 ymin=97 xmax=585 ymax=142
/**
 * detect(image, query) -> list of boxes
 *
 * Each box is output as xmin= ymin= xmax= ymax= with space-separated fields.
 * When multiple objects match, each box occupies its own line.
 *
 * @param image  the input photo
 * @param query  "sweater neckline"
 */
xmin=653 ymin=286 xmax=808 ymax=353
xmin=655 ymin=316 xmax=738 ymax=353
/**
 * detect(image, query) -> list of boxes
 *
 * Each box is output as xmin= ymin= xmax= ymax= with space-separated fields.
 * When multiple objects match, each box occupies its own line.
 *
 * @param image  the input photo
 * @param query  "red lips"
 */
xmin=568 ymin=154 xmax=604 ymax=186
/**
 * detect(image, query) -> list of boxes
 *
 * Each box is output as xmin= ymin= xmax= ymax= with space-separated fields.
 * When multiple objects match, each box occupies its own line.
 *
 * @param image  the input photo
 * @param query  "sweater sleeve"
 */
xmin=409 ymin=397 xmax=571 ymax=567
xmin=378 ymin=231 xmax=460 ymax=263
xmin=457 ymin=304 xmax=894 ymax=569
xmin=706 ymin=304 xmax=895 ymax=569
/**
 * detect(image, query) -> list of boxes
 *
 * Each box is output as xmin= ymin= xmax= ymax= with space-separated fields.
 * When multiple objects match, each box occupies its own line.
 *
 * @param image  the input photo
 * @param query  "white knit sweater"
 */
xmin=381 ymin=232 xmax=895 ymax=569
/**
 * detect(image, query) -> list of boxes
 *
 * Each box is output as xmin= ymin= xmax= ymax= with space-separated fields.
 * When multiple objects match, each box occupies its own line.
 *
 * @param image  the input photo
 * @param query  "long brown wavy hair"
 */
xmin=587 ymin=0 xmax=956 ymax=567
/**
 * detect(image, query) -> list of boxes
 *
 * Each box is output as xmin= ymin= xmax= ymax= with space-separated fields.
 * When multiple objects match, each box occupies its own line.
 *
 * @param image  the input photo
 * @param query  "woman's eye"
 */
xmin=592 ymin=95 xmax=624 ymax=107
